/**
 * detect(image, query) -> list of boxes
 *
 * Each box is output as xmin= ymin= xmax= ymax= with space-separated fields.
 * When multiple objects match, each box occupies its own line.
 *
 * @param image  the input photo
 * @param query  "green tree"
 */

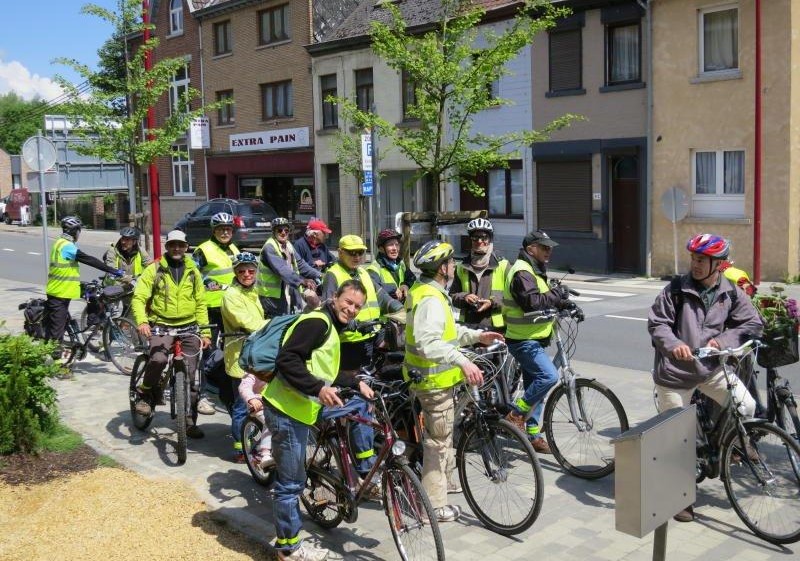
xmin=332 ymin=0 xmax=579 ymax=206
xmin=0 ymin=93 xmax=48 ymax=155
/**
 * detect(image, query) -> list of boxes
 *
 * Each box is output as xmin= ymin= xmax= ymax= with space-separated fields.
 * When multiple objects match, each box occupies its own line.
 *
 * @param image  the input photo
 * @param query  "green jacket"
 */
xmin=131 ymin=256 xmax=210 ymax=336
xmin=222 ymin=281 xmax=268 ymax=379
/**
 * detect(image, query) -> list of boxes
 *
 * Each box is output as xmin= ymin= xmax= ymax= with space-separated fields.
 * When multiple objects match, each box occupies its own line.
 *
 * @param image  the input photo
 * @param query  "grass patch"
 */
xmin=97 ymin=455 xmax=117 ymax=467
xmin=39 ymin=422 xmax=83 ymax=453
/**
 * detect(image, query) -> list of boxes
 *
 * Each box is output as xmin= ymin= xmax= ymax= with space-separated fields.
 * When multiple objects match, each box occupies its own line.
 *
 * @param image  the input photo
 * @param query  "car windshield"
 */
xmin=239 ymin=200 xmax=277 ymax=220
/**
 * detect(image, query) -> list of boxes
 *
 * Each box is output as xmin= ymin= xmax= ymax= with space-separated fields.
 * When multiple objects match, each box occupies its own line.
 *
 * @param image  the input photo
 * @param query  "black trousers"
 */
xmin=44 ymin=295 xmax=71 ymax=342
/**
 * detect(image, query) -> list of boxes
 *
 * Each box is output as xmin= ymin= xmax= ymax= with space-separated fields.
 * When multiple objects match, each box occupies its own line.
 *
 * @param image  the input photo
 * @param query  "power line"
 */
xmin=0 ymin=80 xmax=92 ymax=130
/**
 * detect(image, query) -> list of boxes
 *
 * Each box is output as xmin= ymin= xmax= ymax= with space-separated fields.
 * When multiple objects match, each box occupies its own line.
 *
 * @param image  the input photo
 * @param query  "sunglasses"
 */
xmin=344 ymin=249 xmax=366 ymax=256
xmin=275 ymin=227 xmax=291 ymax=233
xmin=470 ymin=234 xmax=491 ymax=242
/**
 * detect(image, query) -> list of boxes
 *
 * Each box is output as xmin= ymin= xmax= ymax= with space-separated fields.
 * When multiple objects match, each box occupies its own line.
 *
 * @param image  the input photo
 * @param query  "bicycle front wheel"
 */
xmin=544 ymin=377 xmax=629 ymax=479
xmin=173 ymin=367 xmax=188 ymax=465
xmin=457 ymin=417 xmax=544 ymax=535
xmin=383 ymin=461 xmax=444 ymax=561
xmin=301 ymin=464 xmax=349 ymax=529
xmin=722 ymin=421 xmax=800 ymax=544
xmin=104 ymin=317 xmax=144 ymax=375
xmin=128 ymin=354 xmax=153 ymax=430
xmin=241 ymin=416 xmax=275 ymax=487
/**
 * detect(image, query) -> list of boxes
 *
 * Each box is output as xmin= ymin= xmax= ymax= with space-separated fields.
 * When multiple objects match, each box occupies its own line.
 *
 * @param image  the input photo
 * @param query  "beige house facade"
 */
xmin=651 ymin=0 xmax=799 ymax=280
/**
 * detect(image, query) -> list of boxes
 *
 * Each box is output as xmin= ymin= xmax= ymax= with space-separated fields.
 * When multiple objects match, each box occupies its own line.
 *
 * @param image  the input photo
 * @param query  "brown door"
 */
xmin=611 ymin=155 xmax=641 ymax=274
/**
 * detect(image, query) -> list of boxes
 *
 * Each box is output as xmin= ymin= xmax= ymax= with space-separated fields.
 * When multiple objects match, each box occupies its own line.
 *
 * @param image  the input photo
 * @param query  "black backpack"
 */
xmin=19 ymin=298 xmax=46 ymax=339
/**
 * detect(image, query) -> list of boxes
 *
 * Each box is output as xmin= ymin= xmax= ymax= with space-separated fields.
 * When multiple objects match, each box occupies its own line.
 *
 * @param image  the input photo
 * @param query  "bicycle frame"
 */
xmin=550 ymin=312 xmax=593 ymax=433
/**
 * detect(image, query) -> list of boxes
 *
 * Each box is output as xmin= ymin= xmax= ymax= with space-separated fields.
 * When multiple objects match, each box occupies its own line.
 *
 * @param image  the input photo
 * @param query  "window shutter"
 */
xmin=549 ymin=30 xmax=582 ymax=91
xmin=537 ymin=161 xmax=592 ymax=232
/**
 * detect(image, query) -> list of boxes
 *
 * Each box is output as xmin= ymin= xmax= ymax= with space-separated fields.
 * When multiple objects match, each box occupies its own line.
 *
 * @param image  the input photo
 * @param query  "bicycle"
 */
xmin=516 ymin=300 xmax=629 ymax=480
xmin=128 ymin=324 xmax=212 ymax=465
xmin=690 ymin=340 xmax=800 ymax=544
xmin=302 ymin=383 xmax=445 ymax=561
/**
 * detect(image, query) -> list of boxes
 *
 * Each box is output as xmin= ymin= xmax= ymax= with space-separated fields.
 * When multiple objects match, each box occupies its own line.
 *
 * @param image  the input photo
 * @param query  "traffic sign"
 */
xmin=361 ymin=133 xmax=372 ymax=171
xmin=362 ymin=170 xmax=374 ymax=196
xmin=22 ymin=135 xmax=57 ymax=172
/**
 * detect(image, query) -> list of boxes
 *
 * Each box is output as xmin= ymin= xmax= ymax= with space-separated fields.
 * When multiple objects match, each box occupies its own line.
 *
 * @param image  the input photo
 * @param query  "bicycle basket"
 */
xmin=757 ymin=322 xmax=799 ymax=368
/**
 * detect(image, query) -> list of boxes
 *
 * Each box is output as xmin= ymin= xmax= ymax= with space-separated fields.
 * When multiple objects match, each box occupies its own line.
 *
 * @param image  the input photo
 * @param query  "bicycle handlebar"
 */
xmin=693 ymin=339 xmax=761 ymax=359
xmin=150 ymin=324 xmax=217 ymax=337
xmin=345 ymin=318 xmax=386 ymax=335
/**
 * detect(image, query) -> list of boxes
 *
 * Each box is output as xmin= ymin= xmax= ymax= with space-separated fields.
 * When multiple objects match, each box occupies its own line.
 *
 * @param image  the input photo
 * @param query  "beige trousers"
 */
xmin=414 ymin=388 xmax=457 ymax=509
xmin=655 ymin=368 xmax=756 ymax=418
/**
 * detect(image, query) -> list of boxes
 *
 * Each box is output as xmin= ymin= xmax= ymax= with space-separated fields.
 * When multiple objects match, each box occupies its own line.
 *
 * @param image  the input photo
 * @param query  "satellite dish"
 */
xmin=22 ymin=135 xmax=57 ymax=172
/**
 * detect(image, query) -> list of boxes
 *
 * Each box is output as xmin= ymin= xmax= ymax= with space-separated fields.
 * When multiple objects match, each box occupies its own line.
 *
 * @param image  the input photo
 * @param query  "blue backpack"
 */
xmin=238 ymin=313 xmax=300 ymax=376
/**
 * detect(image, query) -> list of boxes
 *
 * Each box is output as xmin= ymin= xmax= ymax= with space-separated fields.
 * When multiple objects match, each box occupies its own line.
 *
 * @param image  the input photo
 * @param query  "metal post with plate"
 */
xmin=660 ymin=186 xmax=689 ymax=275
xmin=22 ymin=133 xmax=57 ymax=272
xmin=361 ymin=132 xmax=374 ymax=257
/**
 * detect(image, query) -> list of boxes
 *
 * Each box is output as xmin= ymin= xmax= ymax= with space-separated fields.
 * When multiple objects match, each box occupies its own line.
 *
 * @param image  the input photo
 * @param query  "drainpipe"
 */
xmin=753 ymin=0 xmax=762 ymax=284
xmin=637 ymin=0 xmax=653 ymax=277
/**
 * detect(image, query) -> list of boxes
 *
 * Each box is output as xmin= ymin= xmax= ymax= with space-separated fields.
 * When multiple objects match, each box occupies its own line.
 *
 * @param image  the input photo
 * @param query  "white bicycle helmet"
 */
xmin=210 ymin=212 xmax=235 ymax=229
xmin=466 ymin=218 xmax=493 ymax=234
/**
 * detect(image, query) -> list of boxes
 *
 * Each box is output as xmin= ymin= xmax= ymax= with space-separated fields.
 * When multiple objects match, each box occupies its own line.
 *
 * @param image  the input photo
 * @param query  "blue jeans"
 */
xmin=320 ymin=395 xmax=377 ymax=476
xmin=508 ymin=339 xmax=559 ymax=435
xmin=230 ymin=378 xmax=248 ymax=447
xmin=264 ymin=404 xmax=309 ymax=553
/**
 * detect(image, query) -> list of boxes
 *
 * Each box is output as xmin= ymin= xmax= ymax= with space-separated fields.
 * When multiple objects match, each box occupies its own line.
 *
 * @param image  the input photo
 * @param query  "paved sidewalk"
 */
xmin=1 ymin=276 xmax=797 ymax=560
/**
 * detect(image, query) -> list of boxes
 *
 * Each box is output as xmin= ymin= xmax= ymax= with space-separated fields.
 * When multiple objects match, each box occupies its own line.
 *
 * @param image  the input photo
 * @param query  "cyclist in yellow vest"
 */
xmin=103 ymin=226 xmax=150 ymax=285
xmin=257 ymin=217 xmax=321 ymax=318
xmin=193 ymin=212 xmax=241 ymax=415
xmin=321 ymin=234 xmax=404 ymax=371
xmin=450 ymin=218 xmax=509 ymax=330
xmin=504 ymin=230 xmax=572 ymax=455
xmin=404 ymin=240 xmax=504 ymax=522
xmin=263 ymin=279 xmax=375 ymax=561
xmin=45 ymin=215 xmax=125 ymax=342
xmin=366 ymin=229 xmax=415 ymax=303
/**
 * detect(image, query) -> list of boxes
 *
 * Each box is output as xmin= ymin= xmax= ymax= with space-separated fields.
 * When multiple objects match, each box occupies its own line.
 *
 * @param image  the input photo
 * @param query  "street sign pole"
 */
xmin=361 ymin=132 xmax=374 ymax=257
xmin=23 ymin=133 xmax=57 ymax=272
xmin=36 ymin=135 xmax=49 ymax=265
xmin=660 ymin=186 xmax=689 ymax=276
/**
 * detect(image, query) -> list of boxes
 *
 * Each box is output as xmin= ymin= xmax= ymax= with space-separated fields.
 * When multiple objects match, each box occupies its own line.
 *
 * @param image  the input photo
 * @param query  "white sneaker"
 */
xmin=277 ymin=543 xmax=329 ymax=561
xmin=434 ymin=504 xmax=462 ymax=522
xmin=259 ymin=450 xmax=275 ymax=469
xmin=197 ymin=397 xmax=216 ymax=415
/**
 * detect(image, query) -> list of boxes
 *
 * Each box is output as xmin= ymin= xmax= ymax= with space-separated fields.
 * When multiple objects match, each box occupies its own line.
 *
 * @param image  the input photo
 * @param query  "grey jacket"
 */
xmin=648 ymin=274 xmax=763 ymax=389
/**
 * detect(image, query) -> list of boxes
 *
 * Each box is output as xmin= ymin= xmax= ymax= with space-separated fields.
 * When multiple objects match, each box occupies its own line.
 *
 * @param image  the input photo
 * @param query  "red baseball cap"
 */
xmin=307 ymin=219 xmax=332 ymax=234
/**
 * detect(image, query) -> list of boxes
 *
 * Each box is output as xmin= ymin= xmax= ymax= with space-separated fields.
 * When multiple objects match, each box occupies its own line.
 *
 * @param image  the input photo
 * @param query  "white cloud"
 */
xmin=0 ymin=59 xmax=64 ymax=101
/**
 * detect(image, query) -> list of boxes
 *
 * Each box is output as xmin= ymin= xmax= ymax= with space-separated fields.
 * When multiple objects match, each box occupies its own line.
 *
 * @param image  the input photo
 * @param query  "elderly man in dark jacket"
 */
xmin=648 ymin=233 xmax=763 ymax=523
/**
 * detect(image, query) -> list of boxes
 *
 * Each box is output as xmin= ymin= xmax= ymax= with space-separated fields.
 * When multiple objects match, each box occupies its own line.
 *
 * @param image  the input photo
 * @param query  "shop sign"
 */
xmin=229 ymin=127 xmax=310 ymax=152
xmin=294 ymin=178 xmax=315 ymax=215
xmin=189 ymin=117 xmax=210 ymax=149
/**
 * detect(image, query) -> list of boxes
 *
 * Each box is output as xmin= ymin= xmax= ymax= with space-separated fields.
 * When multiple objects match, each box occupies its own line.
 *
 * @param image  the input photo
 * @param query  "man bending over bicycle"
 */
xmin=131 ymin=230 xmax=212 ymax=439
xmin=648 ymin=233 xmax=763 ymax=522
xmin=262 ymin=279 xmax=375 ymax=561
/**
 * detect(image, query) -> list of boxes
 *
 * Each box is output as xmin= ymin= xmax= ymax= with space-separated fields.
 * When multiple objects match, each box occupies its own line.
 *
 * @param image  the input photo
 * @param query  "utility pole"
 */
xmin=143 ymin=0 xmax=162 ymax=257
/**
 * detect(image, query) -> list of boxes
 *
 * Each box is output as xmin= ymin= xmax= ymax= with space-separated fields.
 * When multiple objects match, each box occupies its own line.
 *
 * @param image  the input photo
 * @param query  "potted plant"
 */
xmin=753 ymin=285 xmax=800 ymax=368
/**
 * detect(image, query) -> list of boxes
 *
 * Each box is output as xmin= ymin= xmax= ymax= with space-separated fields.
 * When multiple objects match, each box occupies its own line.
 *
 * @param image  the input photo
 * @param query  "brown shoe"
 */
xmin=673 ymin=505 xmax=694 ymax=522
xmin=530 ymin=437 xmax=552 ymax=455
xmin=506 ymin=411 xmax=526 ymax=432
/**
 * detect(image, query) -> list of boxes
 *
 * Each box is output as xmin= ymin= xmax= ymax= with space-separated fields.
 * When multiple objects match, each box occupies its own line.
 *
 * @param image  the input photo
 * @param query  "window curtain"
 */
xmin=695 ymin=152 xmax=716 ymax=194
xmin=724 ymin=151 xmax=744 ymax=194
xmin=610 ymin=25 xmax=639 ymax=83
xmin=488 ymin=169 xmax=505 ymax=215
xmin=703 ymin=9 xmax=737 ymax=71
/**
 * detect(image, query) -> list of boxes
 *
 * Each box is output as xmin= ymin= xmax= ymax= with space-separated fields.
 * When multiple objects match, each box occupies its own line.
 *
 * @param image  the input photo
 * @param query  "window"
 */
xmin=258 ymin=4 xmax=290 ymax=45
xmin=213 ymin=20 xmax=232 ymax=56
xmin=536 ymin=160 xmax=592 ymax=232
xmin=700 ymin=6 xmax=738 ymax=73
xmin=692 ymin=149 xmax=744 ymax=216
xmin=487 ymin=162 xmax=523 ymax=218
xmin=548 ymin=29 xmax=582 ymax=93
xmin=216 ymin=90 xmax=234 ymax=125
xmin=607 ymin=22 xmax=640 ymax=85
xmin=261 ymin=80 xmax=293 ymax=119
xmin=401 ymin=70 xmax=416 ymax=120
xmin=169 ymin=63 xmax=190 ymax=116
xmin=472 ymin=53 xmax=499 ymax=101
xmin=172 ymin=144 xmax=193 ymax=195
xmin=355 ymin=68 xmax=373 ymax=112
xmin=320 ymin=74 xmax=338 ymax=128
xmin=169 ymin=0 xmax=183 ymax=35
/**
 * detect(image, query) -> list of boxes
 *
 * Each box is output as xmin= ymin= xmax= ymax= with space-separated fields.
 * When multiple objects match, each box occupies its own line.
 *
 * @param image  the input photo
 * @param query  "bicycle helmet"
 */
xmin=376 ymin=228 xmax=402 ymax=247
xmin=61 ymin=215 xmax=83 ymax=235
xmin=119 ymin=226 xmax=139 ymax=239
xmin=466 ymin=218 xmax=493 ymax=235
xmin=272 ymin=217 xmax=291 ymax=229
xmin=210 ymin=212 xmax=235 ymax=229
xmin=232 ymin=251 xmax=258 ymax=269
xmin=686 ymin=234 xmax=730 ymax=259
xmin=413 ymin=240 xmax=454 ymax=273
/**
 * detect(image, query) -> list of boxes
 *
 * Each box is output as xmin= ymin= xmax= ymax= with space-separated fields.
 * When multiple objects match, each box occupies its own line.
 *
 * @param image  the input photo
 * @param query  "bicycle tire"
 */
xmin=301 ymin=464 xmax=350 ymax=529
xmin=241 ymin=416 xmax=275 ymax=487
xmin=457 ymin=417 xmax=543 ymax=535
xmin=58 ymin=321 xmax=79 ymax=369
xmin=544 ymin=377 xmax=629 ymax=479
xmin=383 ymin=461 xmax=445 ymax=561
xmin=722 ymin=420 xmax=800 ymax=544
xmin=104 ymin=316 xmax=144 ymax=375
xmin=128 ymin=353 xmax=153 ymax=430
xmin=173 ymin=366 xmax=188 ymax=465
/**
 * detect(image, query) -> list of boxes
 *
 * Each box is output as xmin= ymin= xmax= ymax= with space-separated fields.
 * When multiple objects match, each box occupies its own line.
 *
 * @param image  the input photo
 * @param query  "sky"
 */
xmin=0 ymin=1 xmax=119 ymax=102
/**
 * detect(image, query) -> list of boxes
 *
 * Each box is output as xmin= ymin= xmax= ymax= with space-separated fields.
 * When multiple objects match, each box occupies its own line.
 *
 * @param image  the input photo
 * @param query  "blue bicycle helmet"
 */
xmin=232 ymin=252 xmax=258 ymax=269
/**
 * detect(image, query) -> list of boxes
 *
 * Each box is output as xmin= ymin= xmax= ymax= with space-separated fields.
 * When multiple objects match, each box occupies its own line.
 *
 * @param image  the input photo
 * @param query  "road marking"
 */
xmin=27 ymin=251 xmax=41 ymax=255
xmin=572 ymin=296 xmax=601 ymax=302
xmin=605 ymin=314 xmax=648 ymax=322
xmin=574 ymin=288 xmax=636 ymax=298
xmin=2 ymin=248 xmax=13 ymax=252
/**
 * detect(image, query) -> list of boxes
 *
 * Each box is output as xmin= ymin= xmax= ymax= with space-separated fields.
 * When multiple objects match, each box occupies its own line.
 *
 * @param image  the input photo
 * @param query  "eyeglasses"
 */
xmin=275 ymin=227 xmax=290 ymax=234
xmin=235 ymin=268 xmax=256 ymax=275
xmin=343 ymin=249 xmax=366 ymax=257
xmin=470 ymin=234 xmax=491 ymax=242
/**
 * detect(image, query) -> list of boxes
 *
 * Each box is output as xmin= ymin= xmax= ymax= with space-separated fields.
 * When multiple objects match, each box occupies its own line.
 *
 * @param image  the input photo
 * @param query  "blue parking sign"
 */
xmin=362 ymin=170 xmax=373 ymax=196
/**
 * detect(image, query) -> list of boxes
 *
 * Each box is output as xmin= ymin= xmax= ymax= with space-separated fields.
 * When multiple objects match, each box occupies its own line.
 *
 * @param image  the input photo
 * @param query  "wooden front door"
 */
xmin=611 ymin=155 xmax=641 ymax=274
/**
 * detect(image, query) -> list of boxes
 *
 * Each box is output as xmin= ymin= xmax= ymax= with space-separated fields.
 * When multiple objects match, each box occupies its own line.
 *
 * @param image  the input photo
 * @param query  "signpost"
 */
xmin=361 ymin=132 xmax=374 ymax=256
xmin=22 ymin=133 xmax=57 ymax=271
xmin=660 ymin=186 xmax=689 ymax=275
